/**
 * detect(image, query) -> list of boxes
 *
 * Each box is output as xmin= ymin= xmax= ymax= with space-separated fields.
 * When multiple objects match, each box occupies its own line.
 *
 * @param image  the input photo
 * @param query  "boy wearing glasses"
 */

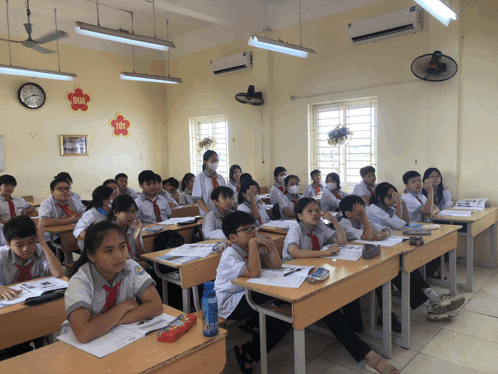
xmin=214 ymin=211 xmax=291 ymax=374
xmin=202 ymin=186 xmax=235 ymax=240
xmin=0 ymin=175 xmax=35 ymax=224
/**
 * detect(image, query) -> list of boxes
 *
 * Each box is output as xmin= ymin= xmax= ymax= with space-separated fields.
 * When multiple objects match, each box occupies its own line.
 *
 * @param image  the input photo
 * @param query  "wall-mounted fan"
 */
xmin=235 ymin=85 xmax=264 ymax=106
xmin=411 ymin=51 xmax=458 ymax=82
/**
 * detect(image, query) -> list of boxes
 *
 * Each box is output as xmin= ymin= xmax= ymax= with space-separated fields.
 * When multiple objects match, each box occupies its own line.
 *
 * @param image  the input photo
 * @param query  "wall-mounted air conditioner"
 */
xmin=210 ymin=51 xmax=253 ymax=76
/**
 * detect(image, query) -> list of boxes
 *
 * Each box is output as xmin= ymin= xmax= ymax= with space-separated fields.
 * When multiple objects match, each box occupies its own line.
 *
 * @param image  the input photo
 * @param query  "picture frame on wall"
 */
xmin=60 ymin=135 xmax=89 ymax=156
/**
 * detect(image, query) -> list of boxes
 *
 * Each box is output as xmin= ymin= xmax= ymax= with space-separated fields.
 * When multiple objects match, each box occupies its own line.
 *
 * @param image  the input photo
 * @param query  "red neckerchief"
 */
xmin=126 ymin=233 xmax=134 ymax=259
xmin=306 ymin=233 xmax=320 ymax=251
xmin=404 ymin=189 xmax=423 ymax=204
xmin=6 ymin=197 xmax=16 ymax=218
xmin=102 ymin=279 xmax=123 ymax=313
xmin=314 ymin=185 xmax=321 ymax=195
xmin=56 ymin=203 xmax=78 ymax=217
xmin=145 ymin=198 xmax=162 ymax=222
xmin=208 ymin=175 xmax=220 ymax=189
xmin=333 ymin=191 xmax=342 ymax=200
xmin=15 ymin=261 xmax=34 ymax=282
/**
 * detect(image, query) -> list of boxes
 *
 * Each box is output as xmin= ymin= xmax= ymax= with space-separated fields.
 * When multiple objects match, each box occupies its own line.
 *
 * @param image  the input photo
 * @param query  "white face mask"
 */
xmin=287 ymin=185 xmax=300 ymax=194
xmin=326 ymin=183 xmax=337 ymax=191
xmin=208 ymin=162 xmax=219 ymax=171
xmin=278 ymin=175 xmax=287 ymax=184
xmin=107 ymin=204 xmax=112 ymax=208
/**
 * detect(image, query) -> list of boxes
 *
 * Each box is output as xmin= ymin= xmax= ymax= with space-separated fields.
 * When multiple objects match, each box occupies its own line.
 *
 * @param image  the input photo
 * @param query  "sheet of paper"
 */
xmin=156 ymin=254 xmax=200 ymax=265
xmin=122 ymin=313 xmax=176 ymax=335
xmin=167 ymin=244 xmax=214 ymax=258
xmin=321 ymin=245 xmax=363 ymax=261
xmin=405 ymin=224 xmax=424 ymax=229
xmin=264 ymin=205 xmax=274 ymax=210
xmin=18 ymin=277 xmax=68 ymax=295
xmin=246 ymin=265 xmax=314 ymax=288
xmin=260 ymin=220 xmax=296 ymax=229
xmin=438 ymin=210 xmax=472 ymax=217
xmin=353 ymin=236 xmax=407 ymax=247
xmin=454 ymin=198 xmax=487 ymax=210
xmin=158 ymin=217 xmax=198 ymax=225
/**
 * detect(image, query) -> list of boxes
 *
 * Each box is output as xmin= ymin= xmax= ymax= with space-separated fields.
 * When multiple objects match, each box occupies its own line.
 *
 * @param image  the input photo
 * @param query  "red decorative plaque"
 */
xmin=67 ymin=88 xmax=90 ymax=112
xmin=109 ymin=113 xmax=131 ymax=137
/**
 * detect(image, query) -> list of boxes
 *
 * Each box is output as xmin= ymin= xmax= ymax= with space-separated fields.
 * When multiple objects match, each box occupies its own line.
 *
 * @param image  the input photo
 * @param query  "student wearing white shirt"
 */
xmin=422 ymin=167 xmax=453 ymax=210
xmin=179 ymin=173 xmax=195 ymax=206
xmin=192 ymin=150 xmax=226 ymax=216
xmin=162 ymin=177 xmax=181 ymax=203
xmin=54 ymin=172 xmax=83 ymax=204
xmin=156 ymin=174 xmax=178 ymax=209
xmin=303 ymin=169 xmax=326 ymax=197
xmin=277 ymin=175 xmax=303 ymax=220
xmin=214 ymin=211 xmax=290 ymax=374
xmin=115 ymin=173 xmax=139 ymax=200
xmin=366 ymin=182 xmax=409 ymax=230
xmin=135 ymin=170 xmax=172 ymax=224
xmin=237 ymin=180 xmax=270 ymax=226
xmin=320 ymin=172 xmax=349 ymax=212
xmin=227 ymin=164 xmax=242 ymax=197
xmin=202 ymin=187 xmax=234 ymax=240
xmin=103 ymin=179 xmax=120 ymax=202
xmin=351 ymin=166 xmax=378 ymax=205
xmin=269 ymin=166 xmax=287 ymax=205
xmin=401 ymin=170 xmax=439 ymax=223
xmin=74 ymin=186 xmax=114 ymax=250
xmin=0 ymin=174 xmax=35 ymax=223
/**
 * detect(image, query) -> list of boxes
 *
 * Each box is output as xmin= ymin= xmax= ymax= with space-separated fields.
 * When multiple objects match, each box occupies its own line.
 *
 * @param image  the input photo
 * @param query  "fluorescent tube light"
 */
xmin=414 ymin=0 xmax=457 ymax=26
xmin=0 ymin=64 xmax=76 ymax=81
xmin=120 ymin=72 xmax=182 ymax=84
xmin=75 ymin=22 xmax=175 ymax=51
xmin=248 ymin=35 xmax=315 ymax=58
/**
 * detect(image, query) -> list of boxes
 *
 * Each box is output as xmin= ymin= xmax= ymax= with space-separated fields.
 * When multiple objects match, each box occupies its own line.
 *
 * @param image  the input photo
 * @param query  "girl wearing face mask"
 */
xmin=269 ymin=166 xmax=287 ymax=205
xmin=237 ymin=179 xmax=270 ymax=225
xmin=278 ymin=175 xmax=303 ymax=220
xmin=320 ymin=173 xmax=349 ymax=212
xmin=73 ymin=185 xmax=114 ymax=250
xmin=192 ymin=150 xmax=226 ymax=216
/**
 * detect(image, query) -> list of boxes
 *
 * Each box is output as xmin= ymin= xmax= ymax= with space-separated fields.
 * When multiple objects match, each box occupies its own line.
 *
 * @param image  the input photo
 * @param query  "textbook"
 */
xmin=260 ymin=220 xmax=296 ymax=230
xmin=166 ymin=244 xmax=214 ymax=258
xmin=0 ymin=277 xmax=68 ymax=308
xmin=57 ymin=313 xmax=176 ymax=358
xmin=246 ymin=265 xmax=314 ymax=288
xmin=321 ymin=245 xmax=364 ymax=261
xmin=156 ymin=254 xmax=200 ymax=265
xmin=454 ymin=198 xmax=487 ymax=211
xmin=438 ymin=210 xmax=472 ymax=218
xmin=353 ymin=236 xmax=407 ymax=247
xmin=158 ymin=217 xmax=198 ymax=225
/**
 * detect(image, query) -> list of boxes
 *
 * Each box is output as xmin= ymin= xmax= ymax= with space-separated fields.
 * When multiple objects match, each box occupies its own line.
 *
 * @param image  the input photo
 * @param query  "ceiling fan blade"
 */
xmin=24 ymin=22 xmax=32 ymax=36
xmin=36 ymin=30 xmax=69 ymax=45
xmin=22 ymin=41 xmax=55 ymax=53
xmin=0 ymin=38 xmax=20 ymax=43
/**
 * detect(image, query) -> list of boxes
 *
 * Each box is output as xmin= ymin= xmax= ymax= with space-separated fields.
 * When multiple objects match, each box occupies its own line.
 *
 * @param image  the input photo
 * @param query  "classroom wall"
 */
xmin=0 ymin=38 xmax=169 ymax=201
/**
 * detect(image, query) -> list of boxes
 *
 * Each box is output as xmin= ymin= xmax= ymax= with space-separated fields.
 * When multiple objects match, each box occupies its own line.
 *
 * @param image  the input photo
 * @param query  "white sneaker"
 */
xmin=427 ymin=307 xmax=460 ymax=321
xmin=428 ymin=294 xmax=465 ymax=315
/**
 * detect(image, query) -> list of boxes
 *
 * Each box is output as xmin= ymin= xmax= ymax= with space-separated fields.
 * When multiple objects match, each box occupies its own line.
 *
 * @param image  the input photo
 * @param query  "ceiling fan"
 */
xmin=0 ymin=0 xmax=68 ymax=54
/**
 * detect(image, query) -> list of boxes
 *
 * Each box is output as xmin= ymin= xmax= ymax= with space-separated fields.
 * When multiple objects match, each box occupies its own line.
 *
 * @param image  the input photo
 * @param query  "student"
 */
xmin=422 ymin=167 xmax=453 ymax=210
xmin=214 ymin=211 xmax=291 ymax=374
xmin=115 ymin=173 xmax=138 ymax=199
xmin=239 ymin=173 xmax=252 ymax=184
xmin=135 ymin=170 xmax=172 ymax=224
xmin=192 ymin=150 xmax=226 ymax=215
xmin=352 ymin=166 xmax=378 ymax=205
xmin=227 ymin=164 xmax=242 ymax=195
xmin=401 ymin=171 xmax=439 ymax=223
xmin=73 ymin=186 xmax=114 ymax=250
xmin=278 ymin=175 xmax=303 ymax=220
xmin=202 ymin=186 xmax=234 ymax=240
xmin=0 ymin=174 xmax=35 ymax=223
xmin=103 ymin=179 xmax=119 ymax=202
xmin=237 ymin=180 xmax=270 ymax=225
xmin=156 ymin=174 xmax=178 ymax=209
xmin=162 ymin=177 xmax=181 ymax=203
xmin=269 ymin=167 xmax=287 ymax=205
xmin=320 ymin=172 xmax=349 ymax=212
xmin=303 ymin=169 xmax=326 ymax=197
xmin=179 ymin=173 xmax=195 ymax=206
xmin=0 ymin=217 xmax=63 ymax=357
xmin=60 ymin=221 xmax=163 ymax=343
xmin=367 ymin=182 xmax=409 ymax=230
xmin=54 ymin=172 xmax=82 ymax=203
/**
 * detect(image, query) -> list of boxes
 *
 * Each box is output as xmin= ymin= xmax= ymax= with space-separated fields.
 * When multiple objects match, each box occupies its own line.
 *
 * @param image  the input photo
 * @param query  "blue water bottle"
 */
xmin=202 ymin=281 xmax=219 ymax=337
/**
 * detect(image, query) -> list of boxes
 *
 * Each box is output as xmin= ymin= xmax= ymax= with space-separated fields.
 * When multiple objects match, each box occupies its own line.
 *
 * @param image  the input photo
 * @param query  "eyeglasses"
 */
xmin=55 ymin=187 xmax=72 ymax=192
xmin=235 ymin=225 xmax=259 ymax=235
xmin=124 ymin=209 xmax=138 ymax=216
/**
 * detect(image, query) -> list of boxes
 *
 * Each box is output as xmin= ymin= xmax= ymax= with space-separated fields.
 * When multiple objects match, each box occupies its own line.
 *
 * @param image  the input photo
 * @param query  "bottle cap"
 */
xmin=204 ymin=281 xmax=214 ymax=290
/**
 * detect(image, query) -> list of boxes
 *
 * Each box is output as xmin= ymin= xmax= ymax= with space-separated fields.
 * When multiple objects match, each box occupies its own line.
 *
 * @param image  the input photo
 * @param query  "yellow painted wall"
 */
xmin=0 ymin=39 xmax=168 ymax=201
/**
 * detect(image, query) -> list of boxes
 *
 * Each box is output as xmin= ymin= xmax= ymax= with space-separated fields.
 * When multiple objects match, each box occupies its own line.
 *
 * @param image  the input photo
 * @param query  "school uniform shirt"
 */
xmin=227 ymin=180 xmax=240 ymax=195
xmin=0 ymin=196 xmax=31 ymax=221
xmin=119 ymin=187 xmax=138 ymax=200
xmin=352 ymin=181 xmax=378 ymax=198
xmin=237 ymin=201 xmax=271 ymax=225
xmin=179 ymin=188 xmax=194 ymax=205
xmin=71 ymin=191 xmax=82 ymax=203
xmin=402 ymin=190 xmax=429 ymax=223
xmin=202 ymin=208 xmax=233 ymax=240
xmin=339 ymin=218 xmax=392 ymax=241
xmin=192 ymin=170 xmax=226 ymax=216
xmin=282 ymin=221 xmax=337 ymax=262
xmin=159 ymin=189 xmax=179 ymax=208
xmin=60 ymin=260 xmax=155 ymax=335
xmin=434 ymin=189 xmax=453 ymax=210
xmin=0 ymin=244 xmax=49 ymax=286
xmin=135 ymin=194 xmax=172 ymax=225
xmin=269 ymin=182 xmax=286 ymax=205
xmin=303 ymin=182 xmax=327 ymax=198
xmin=0 ymin=224 xmax=4 ymax=246
xmin=278 ymin=193 xmax=303 ymax=220
xmin=366 ymin=203 xmax=407 ymax=230
xmin=73 ymin=207 xmax=107 ymax=250
xmin=320 ymin=188 xmax=349 ymax=211
xmin=113 ymin=224 xmax=144 ymax=262
xmin=39 ymin=195 xmax=87 ymax=241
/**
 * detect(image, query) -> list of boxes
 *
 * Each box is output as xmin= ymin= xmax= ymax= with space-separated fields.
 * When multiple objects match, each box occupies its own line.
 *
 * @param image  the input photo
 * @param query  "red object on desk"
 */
xmin=157 ymin=314 xmax=197 ymax=343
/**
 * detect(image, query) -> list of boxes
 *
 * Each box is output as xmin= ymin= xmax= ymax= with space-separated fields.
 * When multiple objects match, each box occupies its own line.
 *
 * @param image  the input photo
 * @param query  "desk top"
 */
xmin=0 ymin=305 xmax=227 ymax=374
xmin=141 ymin=221 xmax=203 ymax=238
xmin=44 ymin=224 xmax=76 ymax=234
xmin=433 ymin=206 xmax=498 ymax=223
xmin=390 ymin=224 xmax=461 ymax=254
xmin=232 ymin=248 xmax=401 ymax=304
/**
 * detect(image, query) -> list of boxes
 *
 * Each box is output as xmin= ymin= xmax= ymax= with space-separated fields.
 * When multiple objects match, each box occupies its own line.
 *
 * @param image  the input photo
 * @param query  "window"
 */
xmin=309 ymin=98 xmax=377 ymax=190
xmin=190 ymin=115 xmax=229 ymax=179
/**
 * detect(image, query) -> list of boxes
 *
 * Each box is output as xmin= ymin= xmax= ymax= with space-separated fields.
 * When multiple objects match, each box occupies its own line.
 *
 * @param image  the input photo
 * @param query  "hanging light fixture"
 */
xmin=413 ymin=0 xmax=457 ymax=26
xmin=120 ymin=18 xmax=182 ymax=84
xmin=0 ymin=3 xmax=76 ymax=81
xmin=248 ymin=0 xmax=315 ymax=58
xmin=74 ymin=0 xmax=175 ymax=51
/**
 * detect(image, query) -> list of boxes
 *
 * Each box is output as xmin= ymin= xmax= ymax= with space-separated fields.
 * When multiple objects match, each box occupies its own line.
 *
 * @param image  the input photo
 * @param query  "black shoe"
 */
xmin=377 ymin=313 xmax=402 ymax=333
xmin=234 ymin=345 xmax=254 ymax=374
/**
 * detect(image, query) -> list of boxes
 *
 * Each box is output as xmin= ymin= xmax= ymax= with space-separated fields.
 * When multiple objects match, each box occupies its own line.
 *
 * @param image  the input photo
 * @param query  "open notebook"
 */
xmin=0 ymin=277 xmax=68 ymax=308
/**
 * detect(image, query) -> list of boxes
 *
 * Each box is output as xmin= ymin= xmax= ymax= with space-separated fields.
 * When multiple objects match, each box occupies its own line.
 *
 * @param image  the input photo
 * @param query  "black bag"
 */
xmin=153 ymin=230 xmax=185 ymax=273
xmin=272 ymin=203 xmax=281 ymax=220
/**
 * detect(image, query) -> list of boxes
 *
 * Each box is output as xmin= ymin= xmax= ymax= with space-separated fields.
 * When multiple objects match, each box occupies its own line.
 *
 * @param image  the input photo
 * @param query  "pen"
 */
xmin=283 ymin=268 xmax=302 ymax=277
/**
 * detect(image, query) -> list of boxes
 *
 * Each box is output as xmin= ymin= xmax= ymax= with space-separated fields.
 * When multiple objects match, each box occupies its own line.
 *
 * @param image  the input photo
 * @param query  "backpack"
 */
xmin=152 ymin=230 xmax=185 ymax=274
xmin=271 ymin=203 xmax=281 ymax=220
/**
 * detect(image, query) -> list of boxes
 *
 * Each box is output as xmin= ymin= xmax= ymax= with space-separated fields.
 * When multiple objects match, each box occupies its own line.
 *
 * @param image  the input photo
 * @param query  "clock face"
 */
xmin=18 ymin=83 xmax=46 ymax=109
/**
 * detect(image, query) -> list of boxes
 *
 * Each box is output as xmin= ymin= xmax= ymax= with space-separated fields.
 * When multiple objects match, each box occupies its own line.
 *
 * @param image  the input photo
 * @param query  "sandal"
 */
xmin=364 ymin=353 xmax=400 ymax=374
xmin=234 ymin=345 xmax=254 ymax=374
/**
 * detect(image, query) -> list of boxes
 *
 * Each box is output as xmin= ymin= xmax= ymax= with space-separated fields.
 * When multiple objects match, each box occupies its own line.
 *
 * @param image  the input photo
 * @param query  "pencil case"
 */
xmin=402 ymin=229 xmax=432 ymax=236
xmin=306 ymin=267 xmax=330 ymax=284
xmin=177 ymin=219 xmax=197 ymax=226
xmin=362 ymin=244 xmax=381 ymax=259
xmin=157 ymin=314 xmax=197 ymax=343
xmin=24 ymin=289 xmax=65 ymax=306
xmin=212 ymin=241 xmax=229 ymax=254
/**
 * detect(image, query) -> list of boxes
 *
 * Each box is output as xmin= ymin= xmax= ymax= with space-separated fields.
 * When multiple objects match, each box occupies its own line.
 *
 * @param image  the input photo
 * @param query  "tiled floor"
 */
xmin=221 ymin=264 xmax=498 ymax=373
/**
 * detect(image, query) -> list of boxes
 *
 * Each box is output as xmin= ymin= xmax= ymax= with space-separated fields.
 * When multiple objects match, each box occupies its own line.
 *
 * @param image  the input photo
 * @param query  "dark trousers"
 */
xmin=341 ymin=298 xmax=364 ymax=333
xmin=228 ymin=293 xmax=292 ymax=363
xmin=376 ymin=270 xmax=430 ymax=311
xmin=6 ymin=336 xmax=45 ymax=359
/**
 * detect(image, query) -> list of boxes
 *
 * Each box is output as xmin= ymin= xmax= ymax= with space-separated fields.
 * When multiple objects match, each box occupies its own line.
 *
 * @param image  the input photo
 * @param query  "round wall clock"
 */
xmin=18 ymin=83 xmax=46 ymax=109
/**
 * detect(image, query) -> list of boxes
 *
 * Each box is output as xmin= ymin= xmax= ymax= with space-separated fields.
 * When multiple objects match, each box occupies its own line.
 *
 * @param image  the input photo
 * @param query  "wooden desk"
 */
xmin=433 ymin=207 xmax=498 ymax=291
xmin=171 ymin=204 xmax=200 ymax=218
xmin=0 ymin=305 xmax=227 ymax=374
xmin=142 ymin=233 xmax=286 ymax=312
xmin=31 ymin=201 xmax=42 ymax=208
xmin=45 ymin=224 xmax=78 ymax=263
xmin=142 ymin=221 xmax=203 ymax=253
xmin=233 ymin=249 xmax=401 ymax=374
xmin=0 ymin=276 xmax=68 ymax=350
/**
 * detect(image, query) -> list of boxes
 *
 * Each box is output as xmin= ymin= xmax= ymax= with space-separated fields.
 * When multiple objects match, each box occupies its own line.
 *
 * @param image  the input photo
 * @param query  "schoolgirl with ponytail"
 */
xmin=366 ymin=182 xmax=409 ymax=230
